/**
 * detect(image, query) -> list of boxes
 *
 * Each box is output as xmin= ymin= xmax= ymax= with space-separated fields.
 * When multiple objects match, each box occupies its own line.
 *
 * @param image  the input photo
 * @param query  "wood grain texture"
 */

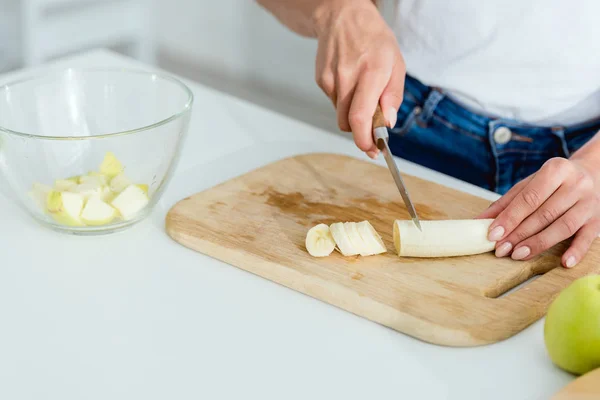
xmin=372 ymin=104 xmax=387 ymax=129
xmin=551 ymin=369 xmax=600 ymax=400
xmin=165 ymin=153 xmax=600 ymax=346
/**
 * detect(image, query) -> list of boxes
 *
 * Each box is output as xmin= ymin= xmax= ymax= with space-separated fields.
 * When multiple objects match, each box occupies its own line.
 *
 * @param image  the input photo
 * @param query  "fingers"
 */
xmin=561 ymin=218 xmax=600 ymax=268
xmin=379 ymin=58 xmax=405 ymax=129
xmin=365 ymin=149 xmax=379 ymax=159
xmin=335 ymin=67 xmax=357 ymax=133
xmin=315 ymin=39 xmax=336 ymax=106
xmin=494 ymin=182 xmax=580 ymax=257
xmin=314 ymin=23 xmax=402 ymax=158
xmin=483 ymin=157 xmax=600 ymax=266
xmin=348 ymin=66 xmax=393 ymax=153
xmin=486 ymin=159 xmax=570 ymax=241
xmin=509 ymin=201 xmax=593 ymax=261
xmin=316 ymin=61 xmax=394 ymax=160
xmin=477 ymin=176 xmax=532 ymax=219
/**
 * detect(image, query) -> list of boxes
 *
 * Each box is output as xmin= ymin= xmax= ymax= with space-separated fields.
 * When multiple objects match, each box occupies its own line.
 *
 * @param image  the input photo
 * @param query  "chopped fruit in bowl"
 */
xmin=28 ymin=152 xmax=152 ymax=232
xmin=0 ymin=68 xmax=193 ymax=234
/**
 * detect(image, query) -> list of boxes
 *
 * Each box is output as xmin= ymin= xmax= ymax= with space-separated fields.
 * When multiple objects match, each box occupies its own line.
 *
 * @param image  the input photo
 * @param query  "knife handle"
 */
xmin=372 ymin=104 xmax=389 ymax=143
xmin=372 ymin=104 xmax=388 ymax=129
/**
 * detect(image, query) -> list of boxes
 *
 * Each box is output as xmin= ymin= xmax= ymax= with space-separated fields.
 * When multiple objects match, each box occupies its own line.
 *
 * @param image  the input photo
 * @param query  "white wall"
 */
xmin=0 ymin=0 xmax=393 ymax=132
xmin=0 ymin=0 xmax=391 ymax=132
xmin=0 ymin=0 xmax=156 ymax=72
xmin=156 ymin=0 xmax=338 ymax=132
xmin=0 ymin=0 xmax=21 ymax=71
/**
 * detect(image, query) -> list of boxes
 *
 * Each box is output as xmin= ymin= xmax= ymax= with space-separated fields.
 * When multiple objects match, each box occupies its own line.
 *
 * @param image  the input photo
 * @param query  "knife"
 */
xmin=372 ymin=105 xmax=422 ymax=231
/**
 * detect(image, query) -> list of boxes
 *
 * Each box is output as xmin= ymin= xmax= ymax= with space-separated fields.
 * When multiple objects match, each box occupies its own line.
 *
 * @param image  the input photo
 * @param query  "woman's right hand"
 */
xmin=313 ymin=0 xmax=406 ymax=158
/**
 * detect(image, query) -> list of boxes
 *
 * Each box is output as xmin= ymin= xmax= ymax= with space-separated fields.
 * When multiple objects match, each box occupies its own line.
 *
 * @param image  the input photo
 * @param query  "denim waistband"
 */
xmin=402 ymin=75 xmax=600 ymax=140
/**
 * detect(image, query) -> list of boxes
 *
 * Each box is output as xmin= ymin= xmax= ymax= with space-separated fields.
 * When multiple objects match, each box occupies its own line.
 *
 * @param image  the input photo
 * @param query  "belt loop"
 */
xmin=551 ymin=126 xmax=570 ymax=157
xmin=419 ymin=88 xmax=445 ymax=124
xmin=488 ymin=120 xmax=501 ymax=193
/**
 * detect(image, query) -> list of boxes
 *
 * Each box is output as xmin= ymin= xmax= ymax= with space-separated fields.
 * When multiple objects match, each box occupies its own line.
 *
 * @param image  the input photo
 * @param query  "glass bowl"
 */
xmin=0 ymin=68 xmax=193 ymax=235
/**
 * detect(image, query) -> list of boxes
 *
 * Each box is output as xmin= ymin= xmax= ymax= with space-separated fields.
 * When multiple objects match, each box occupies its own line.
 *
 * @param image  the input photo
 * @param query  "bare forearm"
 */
xmin=256 ymin=0 xmax=377 ymax=37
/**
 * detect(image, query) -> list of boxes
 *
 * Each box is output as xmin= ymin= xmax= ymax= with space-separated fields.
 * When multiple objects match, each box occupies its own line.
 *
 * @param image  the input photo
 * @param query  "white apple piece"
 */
xmin=99 ymin=186 xmax=115 ymax=202
xmin=79 ymin=174 xmax=107 ymax=186
xmin=46 ymin=191 xmax=85 ymax=226
xmin=109 ymin=173 xmax=132 ymax=193
xmin=29 ymin=182 xmax=52 ymax=210
xmin=111 ymin=184 xmax=149 ymax=220
xmin=136 ymin=184 xmax=149 ymax=195
xmin=393 ymin=219 xmax=496 ymax=257
xmin=81 ymin=196 xmax=117 ymax=226
xmin=71 ymin=182 xmax=105 ymax=200
xmin=54 ymin=179 xmax=77 ymax=191
xmin=99 ymin=151 xmax=124 ymax=178
xmin=28 ymin=151 xmax=151 ymax=227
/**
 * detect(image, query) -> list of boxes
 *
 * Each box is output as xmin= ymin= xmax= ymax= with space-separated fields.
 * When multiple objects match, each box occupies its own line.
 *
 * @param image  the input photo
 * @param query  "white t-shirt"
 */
xmin=391 ymin=0 xmax=600 ymax=126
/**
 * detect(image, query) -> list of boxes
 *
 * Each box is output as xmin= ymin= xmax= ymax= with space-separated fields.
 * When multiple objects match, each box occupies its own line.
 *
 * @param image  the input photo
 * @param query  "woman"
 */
xmin=257 ymin=0 xmax=600 ymax=268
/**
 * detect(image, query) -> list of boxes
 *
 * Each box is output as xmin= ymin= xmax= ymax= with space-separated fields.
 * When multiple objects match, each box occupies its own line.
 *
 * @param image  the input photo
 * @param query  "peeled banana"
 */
xmin=306 ymin=221 xmax=387 ymax=258
xmin=306 ymin=217 xmax=497 ymax=259
xmin=393 ymin=218 xmax=496 ymax=257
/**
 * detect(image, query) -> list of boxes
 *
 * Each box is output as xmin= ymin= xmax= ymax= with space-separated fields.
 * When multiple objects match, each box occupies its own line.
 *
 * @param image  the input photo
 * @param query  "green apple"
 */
xmin=111 ymin=184 xmax=149 ymax=220
xmin=46 ymin=190 xmax=85 ymax=226
xmin=99 ymin=151 xmax=124 ymax=178
xmin=81 ymin=196 xmax=117 ymax=226
xmin=544 ymin=274 xmax=600 ymax=375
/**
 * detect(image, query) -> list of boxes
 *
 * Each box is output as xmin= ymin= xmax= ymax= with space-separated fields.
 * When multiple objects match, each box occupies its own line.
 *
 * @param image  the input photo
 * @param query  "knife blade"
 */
xmin=372 ymin=105 xmax=422 ymax=231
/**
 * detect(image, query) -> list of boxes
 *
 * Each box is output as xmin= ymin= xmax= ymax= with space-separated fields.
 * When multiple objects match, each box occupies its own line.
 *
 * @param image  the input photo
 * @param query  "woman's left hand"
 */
xmin=477 ymin=157 xmax=600 ymax=268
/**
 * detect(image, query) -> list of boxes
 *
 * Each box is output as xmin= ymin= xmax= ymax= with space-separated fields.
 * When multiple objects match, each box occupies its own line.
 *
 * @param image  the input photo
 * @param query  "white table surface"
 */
xmin=0 ymin=50 xmax=574 ymax=400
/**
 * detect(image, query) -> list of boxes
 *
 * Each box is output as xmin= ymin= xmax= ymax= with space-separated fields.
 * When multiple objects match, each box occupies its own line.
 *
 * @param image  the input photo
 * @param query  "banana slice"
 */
xmin=307 ymin=221 xmax=387 ymax=258
xmin=356 ymin=221 xmax=387 ymax=255
xmin=305 ymin=223 xmax=336 ymax=257
xmin=344 ymin=222 xmax=370 ymax=256
xmin=329 ymin=222 xmax=358 ymax=256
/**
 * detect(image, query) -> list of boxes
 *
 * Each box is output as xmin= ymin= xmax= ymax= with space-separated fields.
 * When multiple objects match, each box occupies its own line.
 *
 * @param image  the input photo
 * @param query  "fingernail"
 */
xmin=495 ymin=242 xmax=512 ymax=257
xmin=565 ymin=256 xmax=577 ymax=268
xmin=488 ymin=226 xmax=505 ymax=241
xmin=367 ymin=150 xmax=378 ymax=159
xmin=512 ymin=246 xmax=531 ymax=260
xmin=387 ymin=107 xmax=398 ymax=128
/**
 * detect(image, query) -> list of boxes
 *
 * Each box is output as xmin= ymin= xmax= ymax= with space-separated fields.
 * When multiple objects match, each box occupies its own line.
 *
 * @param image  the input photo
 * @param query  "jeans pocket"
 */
xmin=567 ymin=127 xmax=599 ymax=154
xmin=390 ymin=104 xmax=420 ymax=137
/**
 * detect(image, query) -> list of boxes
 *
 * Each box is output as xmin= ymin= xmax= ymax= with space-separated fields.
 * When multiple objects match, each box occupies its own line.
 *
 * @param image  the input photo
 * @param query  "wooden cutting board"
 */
xmin=552 ymin=369 xmax=600 ymax=399
xmin=165 ymin=153 xmax=600 ymax=346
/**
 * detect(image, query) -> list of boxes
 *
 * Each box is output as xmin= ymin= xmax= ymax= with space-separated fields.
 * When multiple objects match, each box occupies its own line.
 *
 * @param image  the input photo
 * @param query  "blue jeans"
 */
xmin=388 ymin=75 xmax=600 ymax=195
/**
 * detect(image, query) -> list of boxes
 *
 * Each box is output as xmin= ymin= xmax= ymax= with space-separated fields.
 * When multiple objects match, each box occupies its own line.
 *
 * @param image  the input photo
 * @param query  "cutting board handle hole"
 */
xmin=490 ymin=274 xmax=542 ymax=299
